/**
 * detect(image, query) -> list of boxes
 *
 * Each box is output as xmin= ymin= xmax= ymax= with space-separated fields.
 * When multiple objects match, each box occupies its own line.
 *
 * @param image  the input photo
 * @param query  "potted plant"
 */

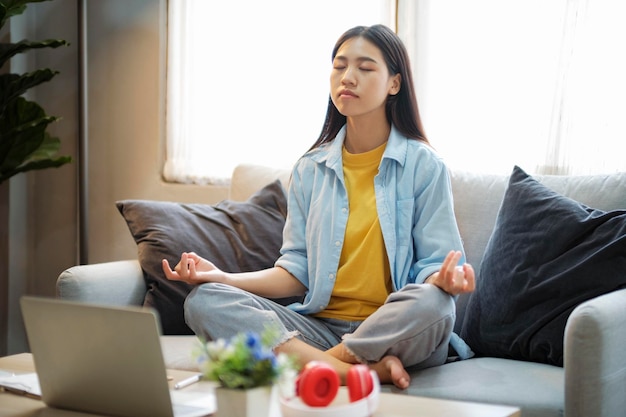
xmin=194 ymin=326 xmax=298 ymax=417
xmin=0 ymin=0 xmax=72 ymax=185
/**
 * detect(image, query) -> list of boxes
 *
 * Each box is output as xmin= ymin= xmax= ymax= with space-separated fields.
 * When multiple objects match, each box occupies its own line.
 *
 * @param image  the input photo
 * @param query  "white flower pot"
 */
xmin=214 ymin=385 xmax=273 ymax=417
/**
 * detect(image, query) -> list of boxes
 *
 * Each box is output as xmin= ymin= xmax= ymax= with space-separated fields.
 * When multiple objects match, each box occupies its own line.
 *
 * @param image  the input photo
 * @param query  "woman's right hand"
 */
xmin=161 ymin=252 xmax=224 ymax=285
xmin=163 ymin=253 xmax=307 ymax=298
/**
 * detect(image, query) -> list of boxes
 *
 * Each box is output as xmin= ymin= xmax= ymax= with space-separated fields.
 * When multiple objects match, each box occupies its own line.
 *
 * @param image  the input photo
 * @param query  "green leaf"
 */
xmin=0 ymin=97 xmax=53 ymax=170
xmin=0 ymin=101 xmax=71 ymax=182
xmin=0 ymin=1 xmax=51 ymax=30
xmin=24 ymin=131 xmax=63 ymax=161
xmin=0 ymin=5 xmax=6 ymax=30
xmin=0 ymin=69 xmax=57 ymax=113
xmin=0 ymin=154 xmax=71 ymax=183
xmin=0 ymin=39 xmax=68 ymax=70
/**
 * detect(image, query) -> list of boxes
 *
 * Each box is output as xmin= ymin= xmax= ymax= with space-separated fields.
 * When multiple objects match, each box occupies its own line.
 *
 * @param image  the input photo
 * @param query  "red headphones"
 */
xmin=280 ymin=361 xmax=380 ymax=417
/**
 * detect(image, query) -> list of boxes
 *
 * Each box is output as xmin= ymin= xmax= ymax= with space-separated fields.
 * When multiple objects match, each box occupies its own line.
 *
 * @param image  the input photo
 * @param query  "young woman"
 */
xmin=162 ymin=24 xmax=475 ymax=389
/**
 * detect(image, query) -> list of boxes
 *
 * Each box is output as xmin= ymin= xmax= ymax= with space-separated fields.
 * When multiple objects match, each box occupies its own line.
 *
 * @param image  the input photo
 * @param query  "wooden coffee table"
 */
xmin=0 ymin=354 xmax=520 ymax=417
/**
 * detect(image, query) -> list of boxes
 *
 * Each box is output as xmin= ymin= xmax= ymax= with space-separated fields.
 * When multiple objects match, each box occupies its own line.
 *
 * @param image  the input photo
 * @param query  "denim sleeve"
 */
xmin=411 ymin=160 xmax=466 ymax=284
xmin=275 ymin=162 xmax=310 ymax=288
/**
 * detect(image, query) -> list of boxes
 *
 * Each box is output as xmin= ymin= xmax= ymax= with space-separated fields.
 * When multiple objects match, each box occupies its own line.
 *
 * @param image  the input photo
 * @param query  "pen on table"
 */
xmin=174 ymin=374 xmax=202 ymax=390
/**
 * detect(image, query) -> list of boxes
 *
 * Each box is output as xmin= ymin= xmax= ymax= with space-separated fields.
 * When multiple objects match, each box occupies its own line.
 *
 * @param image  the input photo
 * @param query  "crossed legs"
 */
xmin=184 ymin=283 xmax=455 ymax=389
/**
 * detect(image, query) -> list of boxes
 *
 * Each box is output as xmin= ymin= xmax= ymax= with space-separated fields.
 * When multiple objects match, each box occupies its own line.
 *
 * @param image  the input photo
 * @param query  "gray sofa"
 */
xmin=56 ymin=163 xmax=626 ymax=417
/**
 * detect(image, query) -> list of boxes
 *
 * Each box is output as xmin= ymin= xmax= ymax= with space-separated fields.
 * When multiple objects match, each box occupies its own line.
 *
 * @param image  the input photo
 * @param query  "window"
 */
xmin=399 ymin=0 xmax=626 ymax=175
xmin=166 ymin=0 xmax=626 ymax=183
xmin=165 ymin=0 xmax=394 ymax=184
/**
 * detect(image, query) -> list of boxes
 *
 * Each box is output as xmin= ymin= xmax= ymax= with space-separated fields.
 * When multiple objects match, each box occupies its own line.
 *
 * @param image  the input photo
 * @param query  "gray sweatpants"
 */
xmin=184 ymin=282 xmax=455 ymax=370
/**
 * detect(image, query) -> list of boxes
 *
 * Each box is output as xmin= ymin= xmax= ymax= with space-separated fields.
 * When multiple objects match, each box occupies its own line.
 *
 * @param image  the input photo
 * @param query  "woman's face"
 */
xmin=330 ymin=36 xmax=400 ymax=120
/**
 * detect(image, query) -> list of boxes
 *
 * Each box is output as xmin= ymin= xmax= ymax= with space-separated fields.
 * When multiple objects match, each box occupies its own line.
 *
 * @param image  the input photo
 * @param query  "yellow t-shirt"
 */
xmin=314 ymin=142 xmax=392 ymax=321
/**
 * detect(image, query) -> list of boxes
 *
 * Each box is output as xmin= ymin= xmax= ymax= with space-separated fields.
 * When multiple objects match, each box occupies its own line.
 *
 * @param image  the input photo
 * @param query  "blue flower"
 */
xmin=245 ymin=332 xmax=261 ymax=349
xmin=194 ymin=325 xmax=298 ymax=389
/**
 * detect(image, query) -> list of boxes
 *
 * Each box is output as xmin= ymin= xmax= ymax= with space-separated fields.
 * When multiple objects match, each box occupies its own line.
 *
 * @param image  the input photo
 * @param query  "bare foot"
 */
xmin=277 ymin=338 xmax=410 ymax=389
xmin=370 ymin=355 xmax=410 ymax=390
xmin=327 ymin=344 xmax=410 ymax=389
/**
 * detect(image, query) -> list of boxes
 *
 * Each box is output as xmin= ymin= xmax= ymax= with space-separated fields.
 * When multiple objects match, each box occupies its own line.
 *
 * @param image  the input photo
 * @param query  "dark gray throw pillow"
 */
xmin=460 ymin=166 xmax=626 ymax=366
xmin=117 ymin=180 xmax=288 ymax=335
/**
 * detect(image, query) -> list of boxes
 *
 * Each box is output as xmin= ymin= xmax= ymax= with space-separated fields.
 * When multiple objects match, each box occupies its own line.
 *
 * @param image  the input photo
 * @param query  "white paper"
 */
xmin=0 ymin=371 xmax=42 ymax=397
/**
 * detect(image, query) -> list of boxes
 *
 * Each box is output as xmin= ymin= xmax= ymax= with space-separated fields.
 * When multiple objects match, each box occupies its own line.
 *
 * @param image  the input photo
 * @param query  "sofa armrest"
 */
xmin=564 ymin=288 xmax=626 ymax=417
xmin=56 ymin=260 xmax=146 ymax=307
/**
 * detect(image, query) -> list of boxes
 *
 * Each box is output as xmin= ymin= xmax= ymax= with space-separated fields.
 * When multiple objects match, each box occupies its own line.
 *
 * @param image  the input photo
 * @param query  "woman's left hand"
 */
xmin=427 ymin=250 xmax=475 ymax=296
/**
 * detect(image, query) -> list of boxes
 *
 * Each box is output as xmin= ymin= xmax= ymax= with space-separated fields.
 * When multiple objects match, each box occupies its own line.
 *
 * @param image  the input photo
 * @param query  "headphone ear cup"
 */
xmin=297 ymin=361 xmax=340 ymax=407
xmin=347 ymin=365 xmax=374 ymax=403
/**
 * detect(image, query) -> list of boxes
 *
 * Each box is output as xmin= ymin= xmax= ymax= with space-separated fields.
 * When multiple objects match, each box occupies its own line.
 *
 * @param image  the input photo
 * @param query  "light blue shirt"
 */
xmin=275 ymin=125 xmax=466 ymax=315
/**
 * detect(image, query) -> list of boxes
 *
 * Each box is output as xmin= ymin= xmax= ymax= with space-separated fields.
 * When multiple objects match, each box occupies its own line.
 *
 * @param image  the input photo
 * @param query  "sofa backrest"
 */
xmin=449 ymin=171 xmax=508 ymax=275
xmin=229 ymin=164 xmax=291 ymax=202
xmin=451 ymin=169 xmax=626 ymax=276
xmin=230 ymin=163 xmax=626 ymax=277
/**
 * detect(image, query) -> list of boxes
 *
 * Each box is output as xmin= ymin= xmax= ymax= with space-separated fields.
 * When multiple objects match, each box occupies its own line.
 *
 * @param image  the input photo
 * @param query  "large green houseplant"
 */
xmin=0 ymin=0 xmax=71 ymax=184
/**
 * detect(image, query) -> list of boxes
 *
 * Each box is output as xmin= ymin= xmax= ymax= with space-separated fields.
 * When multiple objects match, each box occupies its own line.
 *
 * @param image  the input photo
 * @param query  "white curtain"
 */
xmin=543 ymin=0 xmax=626 ymax=174
xmin=398 ymin=0 xmax=626 ymax=175
xmin=164 ymin=0 xmax=394 ymax=184
xmin=167 ymin=0 xmax=626 ymax=183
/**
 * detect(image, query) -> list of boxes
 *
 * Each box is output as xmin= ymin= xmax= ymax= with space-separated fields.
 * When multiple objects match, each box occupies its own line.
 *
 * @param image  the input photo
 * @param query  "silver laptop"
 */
xmin=20 ymin=296 xmax=215 ymax=417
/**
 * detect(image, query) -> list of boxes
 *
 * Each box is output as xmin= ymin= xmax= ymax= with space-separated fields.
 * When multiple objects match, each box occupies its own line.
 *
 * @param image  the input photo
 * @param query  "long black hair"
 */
xmin=309 ymin=24 xmax=428 ymax=151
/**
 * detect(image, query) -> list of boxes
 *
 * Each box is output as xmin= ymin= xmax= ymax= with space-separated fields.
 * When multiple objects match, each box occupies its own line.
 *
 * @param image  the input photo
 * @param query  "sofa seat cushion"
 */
xmin=385 ymin=357 xmax=563 ymax=417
